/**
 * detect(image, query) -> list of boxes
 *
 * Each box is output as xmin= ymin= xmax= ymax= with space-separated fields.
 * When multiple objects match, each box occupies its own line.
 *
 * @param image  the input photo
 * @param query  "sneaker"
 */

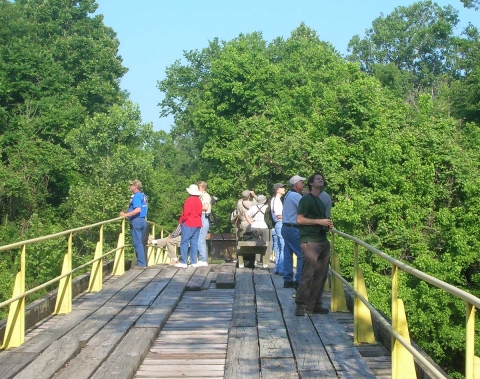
xmin=132 ymin=265 xmax=146 ymax=269
xmin=196 ymin=261 xmax=208 ymax=267
xmin=190 ymin=263 xmax=199 ymax=268
xmin=295 ymin=304 xmax=305 ymax=316
xmin=284 ymin=281 xmax=294 ymax=288
xmin=306 ymin=304 xmax=329 ymax=314
xmin=292 ymin=281 xmax=299 ymax=289
xmin=174 ymin=262 xmax=187 ymax=268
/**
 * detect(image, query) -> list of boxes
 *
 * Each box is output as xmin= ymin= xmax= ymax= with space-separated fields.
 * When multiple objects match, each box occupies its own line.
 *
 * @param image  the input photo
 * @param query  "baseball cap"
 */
xmin=289 ymin=175 xmax=306 ymax=186
xmin=128 ymin=179 xmax=143 ymax=190
xmin=272 ymin=183 xmax=286 ymax=193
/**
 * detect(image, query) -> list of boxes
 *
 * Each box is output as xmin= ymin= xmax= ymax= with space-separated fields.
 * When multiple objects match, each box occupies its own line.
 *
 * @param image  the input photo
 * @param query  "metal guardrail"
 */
xmin=329 ymin=229 xmax=480 ymax=379
xmin=0 ymin=217 xmax=170 ymax=349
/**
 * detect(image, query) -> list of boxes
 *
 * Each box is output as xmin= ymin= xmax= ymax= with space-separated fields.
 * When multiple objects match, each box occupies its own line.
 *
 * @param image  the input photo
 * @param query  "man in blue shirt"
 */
xmin=281 ymin=175 xmax=306 ymax=288
xmin=120 ymin=179 xmax=148 ymax=268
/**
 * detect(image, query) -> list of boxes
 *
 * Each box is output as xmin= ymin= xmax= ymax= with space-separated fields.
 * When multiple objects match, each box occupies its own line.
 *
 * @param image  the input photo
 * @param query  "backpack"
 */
xmin=230 ymin=209 xmax=239 ymax=224
xmin=264 ymin=199 xmax=274 ymax=229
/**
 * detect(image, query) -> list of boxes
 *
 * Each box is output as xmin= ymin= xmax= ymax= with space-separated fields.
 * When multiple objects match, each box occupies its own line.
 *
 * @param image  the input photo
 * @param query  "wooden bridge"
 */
xmin=0 ymin=263 xmax=391 ymax=379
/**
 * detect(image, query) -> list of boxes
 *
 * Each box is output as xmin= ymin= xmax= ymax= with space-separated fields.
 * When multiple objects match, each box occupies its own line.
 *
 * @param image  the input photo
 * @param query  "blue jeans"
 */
xmin=130 ymin=217 xmax=147 ymax=266
xmin=180 ymin=223 xmax=200 ymax=265
xmin=198 ymin=214 xmax=210 ymax=262
xmin=273 ymin=222 xmax=284 ymax=273
xmin=281 ymin=225 xmax=303 ymax=283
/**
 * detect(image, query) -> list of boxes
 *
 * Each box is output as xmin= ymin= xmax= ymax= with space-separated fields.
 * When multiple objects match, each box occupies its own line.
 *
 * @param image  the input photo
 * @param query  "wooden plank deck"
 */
xmin=0 ymin=263 xmax=392 ymax=379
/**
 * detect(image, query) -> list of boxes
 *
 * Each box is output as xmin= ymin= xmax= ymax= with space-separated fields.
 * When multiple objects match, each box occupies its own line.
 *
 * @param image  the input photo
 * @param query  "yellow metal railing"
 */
xmin=0 ymin=217 xmax=170 ymax=350
xmin=146 ymin=222 xmax=172 ymax=265
xmin=329 ymin=229 xmax=480 ymax=379
xmin=0 ymin=217 xmax=127 ymax=349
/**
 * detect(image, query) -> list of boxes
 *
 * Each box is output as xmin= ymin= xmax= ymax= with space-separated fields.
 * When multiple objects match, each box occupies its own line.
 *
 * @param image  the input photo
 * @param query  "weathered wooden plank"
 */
xmin=135 ymin=269 xmax=192 ymax=328
xmin=53 ymin=306 xmax=148 ymax=379
xmin=129 ymin=268 xmax=175 ymax=306
xmin=202 ymin=272 xmax=214 ymax=289
xmin=106 ymin=267 xmax=160 ymax=304
xmin=258 ymin=326 xmax=292 ymax=358
xmin=235 ymin=268 xmax=254 ymax=295
xmin=261 ymin=357 xmax=299 ymax=379
xmin=13 ymin=336 xmax=84 ymax=379
xmin=311 ymin=313 xmax=376 ymax=379
xmin=140 ymin=358 xmax=225 ymax=364
xmin=298 ymin=369 xmax=337 ymax=379
xmin=0 ymin=352 xmax=38 ymax=379
xmin=90 ymin=327 xmax=158 ymax=379
xmin=231 ymin=294 xmax=256 ymax=327
xmin=186 ymin=266 xmax=210 ymax=291
xmin=74 ymin=269 xmax=143 ymax=309
xmin=216 ymin=272 xmax=235 ymax=289
xmin=224 ymin=326 xmax=260 ymax=379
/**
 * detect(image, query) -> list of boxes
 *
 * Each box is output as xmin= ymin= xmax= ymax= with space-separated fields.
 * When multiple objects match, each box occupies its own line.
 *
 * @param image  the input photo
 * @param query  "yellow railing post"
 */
xmin=113 ymin=219 xmax=125 ymax=276
xmin=353 ymin=242 xmax=375 ymax=344
xmin=88 ymin=226 xmax=103 ymax=292
xmin=54 ymin=233 xmax=73 ymax=314
xmin=147 ymin=224 xmax=156 ymax=266
xmin=330 ymin=232 xmax=348 ymax=312
xmin=2 ymin=245 xmax=26 ymax=349
xmin=391 ymin=264 xmax=416 ymax=379
xmin=465 ymin=302 xmax=480 ymax=379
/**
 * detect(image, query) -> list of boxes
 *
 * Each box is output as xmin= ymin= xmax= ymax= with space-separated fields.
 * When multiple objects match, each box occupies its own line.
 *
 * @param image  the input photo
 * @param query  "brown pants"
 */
xmin=295 ymin=240 xmax=330 ymax=310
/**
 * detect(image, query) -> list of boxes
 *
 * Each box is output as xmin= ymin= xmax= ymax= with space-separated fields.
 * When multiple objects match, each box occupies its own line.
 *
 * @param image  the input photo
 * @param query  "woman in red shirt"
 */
xmin=175 ymin=184 xmax=203 ymax=268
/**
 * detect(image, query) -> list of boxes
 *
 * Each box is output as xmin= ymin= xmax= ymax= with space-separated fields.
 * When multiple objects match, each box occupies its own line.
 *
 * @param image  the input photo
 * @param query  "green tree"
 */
xmin=347 ymin=1 xmax=460 ymax=98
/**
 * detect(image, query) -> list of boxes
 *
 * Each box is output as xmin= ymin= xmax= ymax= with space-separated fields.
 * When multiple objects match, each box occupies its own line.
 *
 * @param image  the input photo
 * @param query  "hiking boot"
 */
xmin=292 ymin=281 xmax=299 ymax=289
xmin=168 ymin=258 xmax=178 ymax=266
xmin=306 ymin=304 xmax=329 ymax=314
xmin=284 ymin=281 xmax=294 ymax=288
xmin=295 ymin=304 xmax=305 ymax=316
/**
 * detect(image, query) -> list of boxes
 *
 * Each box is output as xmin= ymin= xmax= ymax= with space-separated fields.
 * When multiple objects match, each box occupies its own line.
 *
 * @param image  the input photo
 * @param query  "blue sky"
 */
xmin=95 ymin=0 xmax=479 ymax=132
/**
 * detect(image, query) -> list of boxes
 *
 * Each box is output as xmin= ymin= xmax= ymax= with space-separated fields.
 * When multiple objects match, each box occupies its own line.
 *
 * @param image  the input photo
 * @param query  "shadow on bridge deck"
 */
xmin=0 ymin=263 xmax=391 ymax=379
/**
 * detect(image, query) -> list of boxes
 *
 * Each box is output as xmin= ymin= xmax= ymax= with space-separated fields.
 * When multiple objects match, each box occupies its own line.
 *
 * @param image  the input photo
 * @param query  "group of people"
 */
xmin=120 ymin=180 xmax=212 ymax=269
xmin=121 ymin=173 xmax=333 ymax=317
xmin=233 ymin=172 xmax=333 ymax=316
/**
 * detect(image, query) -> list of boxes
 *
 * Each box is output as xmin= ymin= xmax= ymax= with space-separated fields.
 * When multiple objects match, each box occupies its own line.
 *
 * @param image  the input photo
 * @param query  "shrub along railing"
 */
xmin=0 ymin=217 xmax=170 ymax=350
xmin=329 ymin=229 xmax=480 ymax=379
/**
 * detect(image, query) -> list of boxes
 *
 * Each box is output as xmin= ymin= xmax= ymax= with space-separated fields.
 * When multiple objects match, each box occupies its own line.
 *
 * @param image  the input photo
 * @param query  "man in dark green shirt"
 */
xmin=295 ymin=172 xmax=334 ymax=316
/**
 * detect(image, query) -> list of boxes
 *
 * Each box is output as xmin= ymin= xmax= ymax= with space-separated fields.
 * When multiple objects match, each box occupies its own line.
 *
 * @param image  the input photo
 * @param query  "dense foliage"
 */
xmin=1 ymin=0 xmax=479 ymax=377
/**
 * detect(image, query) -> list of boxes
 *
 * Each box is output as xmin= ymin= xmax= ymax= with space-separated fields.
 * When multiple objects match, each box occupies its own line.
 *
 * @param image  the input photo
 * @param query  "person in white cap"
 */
xmin=281 ymin=175 xmax=306 ymax=288
xmin=175 ymin=184 xmax=203 ymax=268
xmin=271 ymin=183 xmax=286 ymax=275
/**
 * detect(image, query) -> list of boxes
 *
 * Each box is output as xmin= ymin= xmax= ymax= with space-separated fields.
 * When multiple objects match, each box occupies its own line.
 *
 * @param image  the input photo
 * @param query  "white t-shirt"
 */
xmin=246 ymin=204 xmax=268 ymax=229
xmin=200 ymin=192 xmax=212 ymax=214
xmin=270 ymin=197 xmax=283 ymax=223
